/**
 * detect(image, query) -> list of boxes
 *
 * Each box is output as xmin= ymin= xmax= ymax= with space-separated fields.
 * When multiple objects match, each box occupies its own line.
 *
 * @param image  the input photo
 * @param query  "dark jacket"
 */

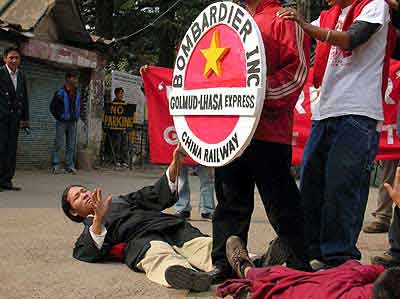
xmin=50 ymin=87 xmax=80 ymax=121
xmin=72 ymin=174 xmax=206 ymax=271
xmin=0 ymin=65 xmax=29 ymax=121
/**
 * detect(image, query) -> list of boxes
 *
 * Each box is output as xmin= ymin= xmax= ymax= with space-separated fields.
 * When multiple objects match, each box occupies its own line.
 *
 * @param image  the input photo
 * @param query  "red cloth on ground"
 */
xmin=313 ymin=0 xmax=372 ymax=88
xmin=216 ymin=260 xmax=385 ymax=299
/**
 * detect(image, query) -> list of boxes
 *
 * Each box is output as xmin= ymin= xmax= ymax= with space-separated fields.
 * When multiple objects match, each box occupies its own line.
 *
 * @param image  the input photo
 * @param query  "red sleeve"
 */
xmin=265 ymin=20 xmax=310 ymax=109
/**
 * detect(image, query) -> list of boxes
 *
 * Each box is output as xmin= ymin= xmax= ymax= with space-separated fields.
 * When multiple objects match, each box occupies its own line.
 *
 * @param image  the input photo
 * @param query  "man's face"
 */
xmin=67 ymin=76 xmax=78 ymax=89
xmin=67 ymin=186 xmax=95 ymax=218
xmin=3 ymin=51 xmax=21 ymax=72
xmin=117 ymin=91 xmax=125 ymax=101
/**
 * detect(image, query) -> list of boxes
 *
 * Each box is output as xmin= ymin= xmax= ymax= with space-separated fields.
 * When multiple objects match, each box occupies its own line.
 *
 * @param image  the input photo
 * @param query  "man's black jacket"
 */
xmin=0 ymin=65 xmax=29 ymax=121
xmin=72 ymin=174 xmax=206 ymax=271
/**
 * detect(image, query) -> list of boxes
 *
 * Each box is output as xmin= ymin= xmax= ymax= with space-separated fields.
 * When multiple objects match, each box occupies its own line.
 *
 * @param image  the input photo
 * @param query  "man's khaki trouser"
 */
xmin=136 ymin=237 xmax=213 ymax=287
xmin=372 ymin=160 xmax=399 ymax=225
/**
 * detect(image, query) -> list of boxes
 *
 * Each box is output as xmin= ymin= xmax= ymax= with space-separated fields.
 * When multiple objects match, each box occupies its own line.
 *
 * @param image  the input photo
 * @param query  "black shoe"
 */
xmin=261 ymin=237 xmax=291 ymax=267
xmin=174 ymin=211 xmax=191 ymax=219
xmin=1 ymin=183 xmax=21 ymax=191
xmin=226 ymin=236 xmax=254 ymax=278
xmin=209 ymin=265 xmax=234 ymax=285
xmin=165 ymin=265 xmax=211 ymax=292
xmin=0 ymin=186 xmax=3 ymax=192
xmin=201 ymin=213 xmax=213 ymax=220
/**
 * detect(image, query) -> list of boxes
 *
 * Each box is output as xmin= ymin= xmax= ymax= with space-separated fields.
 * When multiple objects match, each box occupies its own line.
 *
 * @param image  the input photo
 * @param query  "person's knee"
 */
xmin=372 ymin=267 xmax=400 ymax=299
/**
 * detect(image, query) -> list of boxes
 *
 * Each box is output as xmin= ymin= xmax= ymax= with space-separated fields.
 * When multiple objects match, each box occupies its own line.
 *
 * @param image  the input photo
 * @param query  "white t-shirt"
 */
xmin=311 ymin=0 xmax=390 ymax=121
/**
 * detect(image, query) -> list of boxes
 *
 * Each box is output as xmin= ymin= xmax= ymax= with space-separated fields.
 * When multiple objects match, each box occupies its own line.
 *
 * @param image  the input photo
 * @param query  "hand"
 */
xmin=139 ymin=65 xmax=149 ymax=76
xmin=91 ymin=188 xmax=113 ymax=222
xmin=384 ymin=167 xmax=400 ymax=207
xmin=387 ymin=0 xmax=399 ymax=11
xmin=169 ymin=143 xmax=187 ymax=183
xmin=276 ymin=8 xmax=305 ymax=25
xmin=20 ymin=121 xmax=29 ymax=129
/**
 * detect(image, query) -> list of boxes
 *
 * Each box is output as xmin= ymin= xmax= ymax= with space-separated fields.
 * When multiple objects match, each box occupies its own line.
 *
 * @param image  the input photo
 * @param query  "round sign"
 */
xmin=169 ymin=1 xmax=266 ymax=167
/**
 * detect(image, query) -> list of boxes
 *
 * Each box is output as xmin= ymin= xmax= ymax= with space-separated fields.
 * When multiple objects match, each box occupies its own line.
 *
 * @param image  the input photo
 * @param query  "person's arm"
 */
xmin=384 ymin=167 xmax=400 ymax=207
xmin=21 ymin=73 xmax=29 ymax=124
xmin=73 ymin=190 xmax=113 ymax=262
xmin=277 ymin=8 xmax=381 ymax=51
xmin=126 ymin=144 xmax=185 ymax=211
xmin=265 ymin=20 xmax=310 ymax=108
xmin=73 ymin=221 xmax=111 ymax=263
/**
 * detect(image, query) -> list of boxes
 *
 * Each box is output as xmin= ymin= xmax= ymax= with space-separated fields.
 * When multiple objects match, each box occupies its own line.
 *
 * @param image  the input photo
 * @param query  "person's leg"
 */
xmin=212 ymin=150 xmax=254 ymax=272
xmin=136 ymin=240 xmax=195 ymax=287
xmin=300 ymin=120 xmax=328 ymax=261
xmin=3 ymin=115 xmax=19 ymax=185
xmin=110 ymin=131 xmax=122 ymax=165
xmin=52 ymin=121 xmax=65 ymax=170
xmin=136 ymin=240 xmax=211 ymax=291
xmin=251 ymin=140 xmax=309 ymax=270
xmin=0 ymin=117 xmax=8 ymax=186
xmin=366 ymin=160 xmax=398 ymax=230
xmin=196 ymin=166 xmax=215 ymax=215
xmin=174 ymin=237 xmax=214 ymax=272
xmin=65 ymin=121 xmax=77 ymax=170
xmin=322 ymin=115 xmax=378 ymax=265
xmin=175 ymin=165 xmax=191 ymax=213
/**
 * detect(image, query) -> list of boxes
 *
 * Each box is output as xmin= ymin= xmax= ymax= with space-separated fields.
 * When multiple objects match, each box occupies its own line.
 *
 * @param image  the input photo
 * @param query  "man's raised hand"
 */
xmin=91 ymin=188 xmax=112 ymax=222
xmin=384 ymin=167 xmax=400 ymax=207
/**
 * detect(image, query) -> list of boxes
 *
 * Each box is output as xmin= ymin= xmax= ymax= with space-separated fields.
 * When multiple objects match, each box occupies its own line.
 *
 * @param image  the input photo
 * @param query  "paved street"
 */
xmin=0 ymin=168 xmax=389 ymax=299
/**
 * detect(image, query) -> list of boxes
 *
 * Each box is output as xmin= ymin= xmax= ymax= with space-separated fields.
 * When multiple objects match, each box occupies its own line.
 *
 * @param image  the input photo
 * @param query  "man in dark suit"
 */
xmin=0 ymin=47 xmax=29 ymax=192
xmin=61 ymin=145 xmax=214 ymax=291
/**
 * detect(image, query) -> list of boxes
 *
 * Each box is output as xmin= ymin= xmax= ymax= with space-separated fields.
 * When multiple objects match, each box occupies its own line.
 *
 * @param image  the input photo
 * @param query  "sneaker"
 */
xmin=121 ymin=162 xmax=129 ymax=168
xmin=226 ymin=236 xmax=254 ymax=278
xmin=260 ymin=237 xmax=291 ymax=267
xmin=65 ymin=168 xmax=77 ymax=175
xmin=201 ymin=213 xmax=213 ymax=220
xmin=115 ymin=162 xmax=121 ymax=167
xmin=52 ymin=167 xmax=64 ymax=175
xmin=371 ymin=252 xmax=400 ymax=268
xmin=174 ymin=211 xmax=191 ymax=219
xmin=165 ymin=265 xmax=211 ymax=292
xmin=363 ymin=221 xmax=390 ymax=234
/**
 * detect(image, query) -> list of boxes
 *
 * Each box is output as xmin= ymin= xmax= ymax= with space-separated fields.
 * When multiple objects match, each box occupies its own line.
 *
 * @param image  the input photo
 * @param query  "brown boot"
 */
xmin=363 ymin=221 xmax=390 ymax=234
xmin=226 ymin=236 xmax=254 ymax=278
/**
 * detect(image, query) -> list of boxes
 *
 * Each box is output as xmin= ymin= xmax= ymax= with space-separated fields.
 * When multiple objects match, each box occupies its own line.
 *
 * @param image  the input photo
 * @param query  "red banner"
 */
xmin=143 ymin=62 xmax=400 ymax=165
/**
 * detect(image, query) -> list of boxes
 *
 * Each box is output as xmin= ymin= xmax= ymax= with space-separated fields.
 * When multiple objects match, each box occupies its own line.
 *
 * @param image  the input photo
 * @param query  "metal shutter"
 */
xmin=16 ymin=59 xmax=67 ymax=169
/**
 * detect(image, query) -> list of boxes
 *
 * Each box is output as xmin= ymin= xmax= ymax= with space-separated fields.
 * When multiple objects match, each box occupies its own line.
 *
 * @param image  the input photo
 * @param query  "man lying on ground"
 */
xmin=61 ymin=145 xmax=213 ymax=291
xmin=217 ymin=236 xmax=400 ymax=299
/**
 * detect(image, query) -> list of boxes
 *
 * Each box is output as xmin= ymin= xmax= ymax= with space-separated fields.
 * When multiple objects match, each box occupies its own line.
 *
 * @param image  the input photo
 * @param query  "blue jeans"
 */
xmin=175 ymin=165 xmax=215 ymax=214
xmin=300 ymin=115 xmax=379 ymax=265
xmin=52 ymin=120 xmax=77 ymax=169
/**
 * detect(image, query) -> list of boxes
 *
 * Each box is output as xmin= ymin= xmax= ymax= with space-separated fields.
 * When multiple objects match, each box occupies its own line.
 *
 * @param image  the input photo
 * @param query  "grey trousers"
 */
xmin=389 ymin=207 xmax=400 ymax=259
xmin=372 ymin=160 xmax=399 ymax=225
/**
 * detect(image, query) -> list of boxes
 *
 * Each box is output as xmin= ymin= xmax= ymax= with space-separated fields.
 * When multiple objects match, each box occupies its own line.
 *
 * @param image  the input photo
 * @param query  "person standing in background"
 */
xmin=0 ymin=47 xmax=29 ymax=192
xmin=174 ymin=165 xmax=215 ymax=220
xmin=50 ymin=72 xmax=80 ymax=175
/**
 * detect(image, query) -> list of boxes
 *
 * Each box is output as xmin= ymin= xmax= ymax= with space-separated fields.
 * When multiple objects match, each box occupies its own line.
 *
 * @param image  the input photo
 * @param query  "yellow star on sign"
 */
xmin=200 ymin=30 xmax=230 ymax=78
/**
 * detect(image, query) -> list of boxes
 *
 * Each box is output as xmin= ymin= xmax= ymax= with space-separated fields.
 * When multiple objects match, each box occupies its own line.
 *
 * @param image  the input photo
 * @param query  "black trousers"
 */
xmin=212 ymin=139 xmax=309 ymax=270
xmin=0 ymin=115 xmax=20 ymax=186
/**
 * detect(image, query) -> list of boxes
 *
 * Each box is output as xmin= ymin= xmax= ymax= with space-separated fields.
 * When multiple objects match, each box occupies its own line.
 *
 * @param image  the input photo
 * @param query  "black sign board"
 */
xmin=102 ymin=103 xmax=136 ymax=130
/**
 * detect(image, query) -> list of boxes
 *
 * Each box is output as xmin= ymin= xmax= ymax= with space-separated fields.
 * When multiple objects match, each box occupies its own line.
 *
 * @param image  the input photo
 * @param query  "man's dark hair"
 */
xmin=114 ymin=87 xmax=124 ymax=96
xmin=65 ymin=71 xmax=78 ymax=80
xmin=3 ymin=47 xmax=21 ymax=58
xmin=372 ymin=267 xmax=400 ymax=299
xmin=61 ymin=185 xmax=86 ymax=223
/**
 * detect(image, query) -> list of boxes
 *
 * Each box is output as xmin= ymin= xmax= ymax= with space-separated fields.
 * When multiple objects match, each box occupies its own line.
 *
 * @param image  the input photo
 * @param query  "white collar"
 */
xmin=5 ymin=64 xmax=18 ymax=76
